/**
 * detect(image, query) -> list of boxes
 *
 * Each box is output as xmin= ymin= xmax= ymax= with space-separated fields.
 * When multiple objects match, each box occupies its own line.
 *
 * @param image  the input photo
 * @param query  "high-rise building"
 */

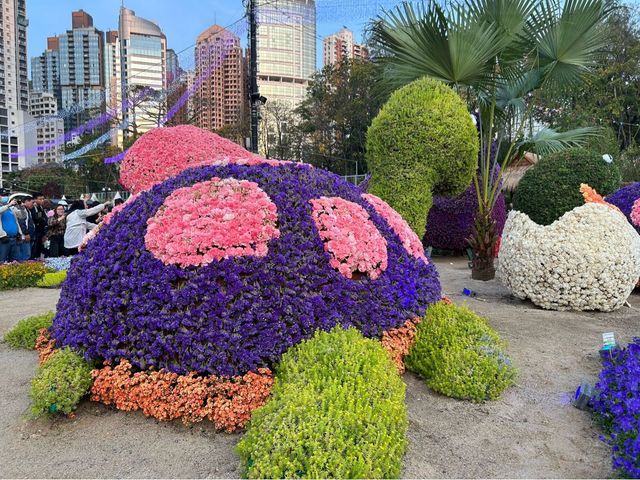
xmin=29 ymin=92 xmax=64 ymax=164
xmin=108 ymin=7 xmax=166 ymax=146
xmin=104 ymin=30 xmax=120 ymax=129
xmin=57 ymin=10 xmax=105 ymax=131
xmin=255 ymin=0 xmax=316 ymax=107
xmin=30 ymin=36 xmax=60 ymax=107
xmin=166 ymin=48 xmax=179 ymax=87
xmin=322 ymin=27 xmax=368 ymax=67
xmin=194 ymin=25 xmax=246 ymax=133
xmin=0 ymin=0 xmax=37 ymax=186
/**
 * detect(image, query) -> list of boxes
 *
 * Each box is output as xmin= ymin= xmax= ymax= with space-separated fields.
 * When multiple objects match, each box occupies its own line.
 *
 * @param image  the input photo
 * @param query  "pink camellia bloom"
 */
xmin=310 ymin=196 xmax=388 ymax=280
xmin=145 ymin=177 xmax=280 ymax=267
xmin=361 ymin=193 xmax=428 ymax=264
xmin=120 ymin=125 xmax=289 ymax=194
xmin=631 ymin=198 xmax=640 ymax=227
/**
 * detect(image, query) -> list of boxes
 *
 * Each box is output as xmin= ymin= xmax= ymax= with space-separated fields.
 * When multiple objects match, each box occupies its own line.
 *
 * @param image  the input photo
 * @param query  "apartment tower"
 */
xmin=194 ymin=25 xmax=245 ymax=133
xmin=322 ymin=27 xmax=368 ymax=67
xmin=0 ymin=0 xmax=36 ymax=186
xmin=29 ymin=92 xmax=64 ymax=163
xmin=57 ymin=10 xmax=105 ymax=130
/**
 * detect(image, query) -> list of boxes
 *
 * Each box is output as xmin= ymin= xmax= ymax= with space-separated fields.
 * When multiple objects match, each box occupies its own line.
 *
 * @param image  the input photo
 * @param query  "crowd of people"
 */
xmin=0 ymin=193 xmax=124 ymax=262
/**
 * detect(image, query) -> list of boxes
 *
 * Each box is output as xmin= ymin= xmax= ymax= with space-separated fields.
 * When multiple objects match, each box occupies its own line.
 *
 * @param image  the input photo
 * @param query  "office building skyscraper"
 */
xmin=255 ymin=0 xmax=316 ymax=107
xmin=323 ymin=27 xmax=368 ymax=67
xmin=110 ymin=7 xmax=166 ymax=145
xmin=194 ymin=25 xmax=245 ymax=133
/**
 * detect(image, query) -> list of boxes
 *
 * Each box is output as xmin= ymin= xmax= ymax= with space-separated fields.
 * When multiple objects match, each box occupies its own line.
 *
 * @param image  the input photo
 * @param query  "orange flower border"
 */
xmin=34 ymin=301 xmax=451 ymax=430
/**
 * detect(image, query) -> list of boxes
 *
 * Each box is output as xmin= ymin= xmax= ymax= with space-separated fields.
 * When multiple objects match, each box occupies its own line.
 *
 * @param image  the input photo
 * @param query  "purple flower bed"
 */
xmin=424 ymin=167 xmax=507 ymax=251
xmin=52 ymin=163 xmax=441 ymax=377
xmin=593 ymin=339 xmax=640 ymax=477
xmin=606 ymin=182 xmax=640 ymax=233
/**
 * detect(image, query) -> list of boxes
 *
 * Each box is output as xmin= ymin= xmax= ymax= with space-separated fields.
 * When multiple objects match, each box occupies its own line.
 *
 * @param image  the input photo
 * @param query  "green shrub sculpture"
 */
xmin=512 ymin=148 xmax=622 ymax=225
xmin=406 ymin=302 xmax=516 ymax=402
xmin=3 ymin=311 xmax=54 ymax=349
xmin=236 ymin=326 xmax=407 ymax=479
xmin=366 ymin=77 xmax=478 ymax=236
xmin=30 ymin=347 xmax=93 ymax=417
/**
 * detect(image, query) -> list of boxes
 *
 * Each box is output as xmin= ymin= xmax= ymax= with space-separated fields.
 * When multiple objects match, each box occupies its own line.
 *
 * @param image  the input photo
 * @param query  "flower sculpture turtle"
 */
xmin=497 ymin=185 xmax=640 ymax=311
xmin=49 ymin=126 xmax=441 ymax=429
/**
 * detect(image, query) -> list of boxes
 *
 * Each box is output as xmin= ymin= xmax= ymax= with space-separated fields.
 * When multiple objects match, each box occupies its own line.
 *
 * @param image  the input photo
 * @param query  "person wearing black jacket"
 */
xmin=30 ymin=192 xmax=48 ymax=259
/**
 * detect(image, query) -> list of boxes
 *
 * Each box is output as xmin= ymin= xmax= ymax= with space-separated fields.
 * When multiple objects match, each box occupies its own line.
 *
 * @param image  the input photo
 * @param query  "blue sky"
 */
xmin=27 ymin=0 xmax=396 ymax=71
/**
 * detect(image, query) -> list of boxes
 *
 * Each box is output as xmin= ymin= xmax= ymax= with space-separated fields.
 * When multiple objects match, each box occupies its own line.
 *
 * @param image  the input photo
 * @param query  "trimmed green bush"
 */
xmin=406 ymin=302 xmax=516 ymax=402
xmin=0 ymin=261 xmax=51 ymax=290
xmin=3 ymin=311 xmax=54 ymax=349
xmin=366 ymin=77 xmax=478 ymax=236
xmin=36 ymin=271 xmax=67 ymax=288
xmin=513 ymin=148 xmax=622 ymax=225
xmin=236 ymin=327 xmax=407 ymax=479
xmin=30 ymin=347 xmax=93 ymax=417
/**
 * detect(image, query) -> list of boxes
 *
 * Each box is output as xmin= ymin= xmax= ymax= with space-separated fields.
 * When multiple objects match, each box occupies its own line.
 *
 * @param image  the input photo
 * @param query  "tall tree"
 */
xmin=296 ymin=59 xmax=387 ymax=175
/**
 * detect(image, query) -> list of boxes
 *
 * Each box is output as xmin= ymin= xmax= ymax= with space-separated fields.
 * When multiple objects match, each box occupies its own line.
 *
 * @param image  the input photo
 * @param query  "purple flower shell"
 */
xmin=52 ymin=163 xmax=441 ymax=376
xmin=606 ymin=182 xmax=640 ymax=233
xmin=424 ymin=177 xmax=507 ymax=251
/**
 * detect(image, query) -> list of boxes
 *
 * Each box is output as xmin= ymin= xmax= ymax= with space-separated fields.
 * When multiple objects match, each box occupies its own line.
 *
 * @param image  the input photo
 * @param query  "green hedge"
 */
xmin=406 ymin=302 xmax=516 ymax=402
xmin=30 ymin=347 xmax=93 ymax=417
xmin=0 ymin=261 xmax=51 ymax=290
xmin=3 ymin=311 xmax=54 ymax=349
xmin=236 ymin=327 xmax=407 ymax=479
xmin=512 ymin=148 xmax=622 ymax=225
xmin=366 ymin=77 xmax=478 ymax=237
xmin=36 ymin=271 xmax=67 ymax=288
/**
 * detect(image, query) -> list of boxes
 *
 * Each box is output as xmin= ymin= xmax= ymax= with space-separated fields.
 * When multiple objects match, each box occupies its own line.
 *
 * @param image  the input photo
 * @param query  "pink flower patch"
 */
xmin=120 ymin=125 xmax=288 ymax=194
xmin=145 ymin=178 xmax=280 ymax=267
xmin=310 ymin=197 xmax=387 ymax=280
xmin=361 ymin=193 xmax=428 ymax=264
xmin=632 ymin=198 xmax=640 ymax=227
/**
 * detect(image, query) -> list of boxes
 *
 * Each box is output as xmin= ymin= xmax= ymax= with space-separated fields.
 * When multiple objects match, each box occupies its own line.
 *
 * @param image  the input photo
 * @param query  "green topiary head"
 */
xmin=513 ymin=148 xmax=622 ymax=225
xmin=366 ymin=77 xmax=478 ymax=236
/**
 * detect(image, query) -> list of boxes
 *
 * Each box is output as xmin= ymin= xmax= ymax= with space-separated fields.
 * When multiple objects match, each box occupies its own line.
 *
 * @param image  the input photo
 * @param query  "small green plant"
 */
xmin=406 ymin=302 xmax=516 ymax=402
xmin=3 ymin=311 xmax=54 ymax=349
xmin=36 ymin=271 xmax=67 ymax=288
xmin=30 ymin=347 xmax=93 ymax=417
xmin=0 ymin=261 xmax=51 ymax=290
xmin=236 ymin=326 xmax=407 ymax=479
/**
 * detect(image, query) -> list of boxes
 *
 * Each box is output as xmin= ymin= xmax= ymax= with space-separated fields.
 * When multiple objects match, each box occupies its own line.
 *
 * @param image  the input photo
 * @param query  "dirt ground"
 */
xmin=1 ymin=257 xmax=638 ymax=478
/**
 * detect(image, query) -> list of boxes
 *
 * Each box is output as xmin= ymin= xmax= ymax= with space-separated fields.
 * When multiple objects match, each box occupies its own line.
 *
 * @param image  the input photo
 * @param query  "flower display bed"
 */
xmin=594 ymin=340 xmax=640 ymax=477
xmin=498 ymin=203 xmax=640 ymax=311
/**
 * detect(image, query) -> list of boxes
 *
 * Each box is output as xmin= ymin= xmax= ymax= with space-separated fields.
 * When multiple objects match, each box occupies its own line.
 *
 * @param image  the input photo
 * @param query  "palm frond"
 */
xmin=372 ymin=1 xmax=503 ymax=90
xmin=528 ymin=0 xmax=614 ymax=88
xmin=517 ymin=126 xmax=602 ymax=155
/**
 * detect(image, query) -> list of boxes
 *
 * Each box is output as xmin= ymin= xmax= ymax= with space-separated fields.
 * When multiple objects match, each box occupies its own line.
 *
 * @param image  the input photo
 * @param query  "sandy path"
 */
xmin=1 ymin=259 xmax=637 ymax=478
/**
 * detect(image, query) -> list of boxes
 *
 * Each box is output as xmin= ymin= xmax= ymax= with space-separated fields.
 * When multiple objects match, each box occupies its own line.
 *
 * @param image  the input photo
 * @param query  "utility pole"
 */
xmin=247 ymin=0 xmax=259 ymax=153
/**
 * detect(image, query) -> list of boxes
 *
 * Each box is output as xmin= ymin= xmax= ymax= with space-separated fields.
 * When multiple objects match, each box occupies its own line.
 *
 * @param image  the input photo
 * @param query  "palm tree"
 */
xmin=371 ymin=0 xmax=613 ymax=279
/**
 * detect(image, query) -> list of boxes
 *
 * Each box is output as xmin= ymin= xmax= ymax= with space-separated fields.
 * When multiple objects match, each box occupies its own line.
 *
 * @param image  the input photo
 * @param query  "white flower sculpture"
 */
xmin=497 ymin=203 xmax=640 ymax=311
